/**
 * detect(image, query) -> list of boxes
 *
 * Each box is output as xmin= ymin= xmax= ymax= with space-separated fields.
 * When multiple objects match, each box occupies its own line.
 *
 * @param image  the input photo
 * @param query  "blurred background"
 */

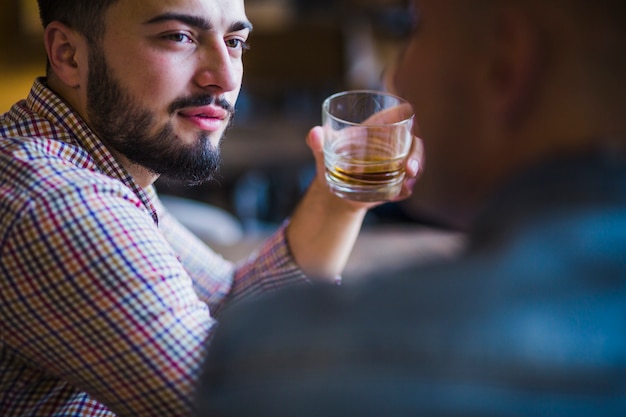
xmin=1 ymin=0 xmax=462 ymax=277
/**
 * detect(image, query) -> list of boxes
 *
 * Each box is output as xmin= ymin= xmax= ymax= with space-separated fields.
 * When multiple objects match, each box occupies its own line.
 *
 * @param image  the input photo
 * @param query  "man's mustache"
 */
xmin=168 ymin=95 xmax=235 ymax=115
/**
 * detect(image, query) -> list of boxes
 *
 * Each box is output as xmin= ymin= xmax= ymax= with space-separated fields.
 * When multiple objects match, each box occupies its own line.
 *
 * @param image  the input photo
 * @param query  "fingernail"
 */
xmin=408 ymin=159 xmax=420 ymax=174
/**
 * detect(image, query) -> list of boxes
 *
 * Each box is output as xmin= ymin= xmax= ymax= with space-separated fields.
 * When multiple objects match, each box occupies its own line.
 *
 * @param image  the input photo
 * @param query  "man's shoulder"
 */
xmin=0 ymin=135 xmax=140 ymax=225
xmin=1 ymin=134 xmax=99 ymax=188
xmin=200 ymin=246 xmax=625 ymax=417
xmin=207 ymin=223 xmax=625 ymax=370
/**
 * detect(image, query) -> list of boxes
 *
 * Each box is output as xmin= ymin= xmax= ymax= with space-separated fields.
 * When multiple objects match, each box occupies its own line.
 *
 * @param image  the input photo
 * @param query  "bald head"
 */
xmin=395 ymin=0 xmax=626 ymax=229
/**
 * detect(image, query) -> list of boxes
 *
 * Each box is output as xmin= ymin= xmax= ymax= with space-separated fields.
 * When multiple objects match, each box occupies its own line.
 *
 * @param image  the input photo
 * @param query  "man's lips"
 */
xmin=178 ymin=106 xmax=229 ymax=132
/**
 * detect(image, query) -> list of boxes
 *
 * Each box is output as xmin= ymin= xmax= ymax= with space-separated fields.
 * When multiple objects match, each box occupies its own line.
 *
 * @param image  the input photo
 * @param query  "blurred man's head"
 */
xmin=395 ymin=0 xmax=626 ymax=229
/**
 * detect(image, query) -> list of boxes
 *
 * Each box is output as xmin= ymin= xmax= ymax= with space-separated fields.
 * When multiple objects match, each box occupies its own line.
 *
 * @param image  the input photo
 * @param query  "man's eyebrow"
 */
xmin=144 ymin=13 xmax=253 ymax=33
xmin=145 ymin=13 xmax=212 ymax=30
xmin=231 ymin=20 xmax=254 ymax=33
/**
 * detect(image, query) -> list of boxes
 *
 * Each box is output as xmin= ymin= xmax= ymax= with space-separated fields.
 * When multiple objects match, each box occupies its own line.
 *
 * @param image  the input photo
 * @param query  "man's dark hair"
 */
xmin=37 ymin=0 xmax=119 ymax=43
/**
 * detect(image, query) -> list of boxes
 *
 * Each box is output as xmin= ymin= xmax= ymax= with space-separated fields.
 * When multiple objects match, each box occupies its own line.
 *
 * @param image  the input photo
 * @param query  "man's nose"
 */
xmin=194 ymin=41 xmax=241 ymax=93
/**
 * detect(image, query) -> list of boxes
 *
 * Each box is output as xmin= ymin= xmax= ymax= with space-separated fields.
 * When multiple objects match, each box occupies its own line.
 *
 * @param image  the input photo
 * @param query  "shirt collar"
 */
xmin=28 ymin=77 xmax=159 ymax=224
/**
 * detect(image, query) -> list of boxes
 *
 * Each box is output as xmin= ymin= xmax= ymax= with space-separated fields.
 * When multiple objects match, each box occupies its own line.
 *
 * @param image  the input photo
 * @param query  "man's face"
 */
xmin=394 ymin=1 xmax=494 ymax=227
xmin=86 ymin=0 xmax=251 ymax=185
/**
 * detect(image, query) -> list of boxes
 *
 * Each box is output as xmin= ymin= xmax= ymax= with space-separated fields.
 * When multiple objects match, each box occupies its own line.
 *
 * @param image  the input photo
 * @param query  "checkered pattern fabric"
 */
xmin=0 ymin=78 xmax=308 ymax=416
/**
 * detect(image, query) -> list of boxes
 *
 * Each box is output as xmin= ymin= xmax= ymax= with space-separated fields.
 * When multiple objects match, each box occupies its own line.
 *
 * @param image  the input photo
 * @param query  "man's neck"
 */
xmin=107 ymin=148 xmax=159 ymax=189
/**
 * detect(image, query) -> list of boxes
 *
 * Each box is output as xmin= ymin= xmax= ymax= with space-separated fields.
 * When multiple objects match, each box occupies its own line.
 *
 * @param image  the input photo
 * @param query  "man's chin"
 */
xmin=157 ymin=170 xmax=217 ymax=186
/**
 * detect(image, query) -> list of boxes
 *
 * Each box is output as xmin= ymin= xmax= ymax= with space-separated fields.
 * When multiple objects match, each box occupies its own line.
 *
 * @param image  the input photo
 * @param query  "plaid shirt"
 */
xmin=0 ymin=78 xmax=308 ymax=416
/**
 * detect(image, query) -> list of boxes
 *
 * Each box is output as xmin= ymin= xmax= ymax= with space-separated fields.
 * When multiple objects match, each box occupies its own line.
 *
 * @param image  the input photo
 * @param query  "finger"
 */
xmin=390 ymin=137 xmax=424 ymax=201
xmin=306 ymin=126 xmax=326 ymax=179
xmin=406 ymin=158 xmax=421 ymax=178
xmin=405 ymin=136 xmax=424 ymax=178
xmin=306 ymin=125 xmax=324 ymax=153
xmin=363 ymin=102 xmax=414 ymax=126
xmin=394 ymin=176 xmax=418 ymax=201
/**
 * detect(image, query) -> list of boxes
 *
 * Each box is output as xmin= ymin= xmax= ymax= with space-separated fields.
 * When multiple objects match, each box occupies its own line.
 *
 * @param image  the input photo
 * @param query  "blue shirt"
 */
xmin=198 ymin=149 xmax=626 ymax=416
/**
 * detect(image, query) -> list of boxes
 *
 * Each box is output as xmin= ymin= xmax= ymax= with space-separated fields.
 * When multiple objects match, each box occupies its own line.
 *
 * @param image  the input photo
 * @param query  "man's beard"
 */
xmin=85 ymin=45 xmax=234 ymax=186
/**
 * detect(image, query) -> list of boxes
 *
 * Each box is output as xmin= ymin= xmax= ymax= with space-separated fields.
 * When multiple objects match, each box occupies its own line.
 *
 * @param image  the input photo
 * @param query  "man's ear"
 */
xmin=44 ymin=21 xmax=87 ymax=88
xmin=488 ymin=6 xmax=544 ymax=129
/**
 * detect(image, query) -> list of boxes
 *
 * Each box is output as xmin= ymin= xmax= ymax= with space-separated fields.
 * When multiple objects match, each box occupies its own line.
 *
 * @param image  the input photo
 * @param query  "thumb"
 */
xmin=306 ymin=126 xmax=326 ymax=177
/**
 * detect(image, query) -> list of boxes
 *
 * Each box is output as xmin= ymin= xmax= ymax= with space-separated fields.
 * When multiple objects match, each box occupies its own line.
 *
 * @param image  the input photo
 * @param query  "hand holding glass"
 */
xmin=322 ymin=90 xmax=414 ymax=202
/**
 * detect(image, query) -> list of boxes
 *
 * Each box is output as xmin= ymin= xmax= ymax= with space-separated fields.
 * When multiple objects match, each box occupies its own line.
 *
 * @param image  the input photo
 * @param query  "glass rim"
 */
xmin=322 ymin=89 xmax=414 ymax=128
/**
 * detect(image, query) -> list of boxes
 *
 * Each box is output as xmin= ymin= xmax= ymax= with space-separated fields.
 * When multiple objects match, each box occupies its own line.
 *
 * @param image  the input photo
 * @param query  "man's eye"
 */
xmin=226 ymin=38 xmax=250 ymax=52
xmin=165 ymin=33 xmax=193 ymax=43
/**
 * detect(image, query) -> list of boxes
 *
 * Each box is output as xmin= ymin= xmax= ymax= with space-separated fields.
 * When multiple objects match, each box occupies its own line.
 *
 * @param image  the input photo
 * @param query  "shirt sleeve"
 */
xmin=2 ymin=180 xmax=215 ymax=416
xmin=153 ymin=192 xmax=310 ymax=316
